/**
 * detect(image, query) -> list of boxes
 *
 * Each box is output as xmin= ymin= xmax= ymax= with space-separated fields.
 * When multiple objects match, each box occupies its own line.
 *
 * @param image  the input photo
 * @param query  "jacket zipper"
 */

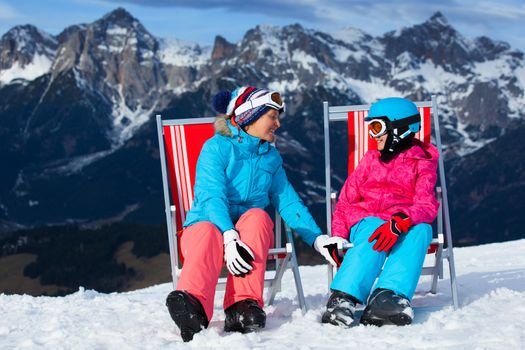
xmin=244 ymin=151 xmax=256 ymax=202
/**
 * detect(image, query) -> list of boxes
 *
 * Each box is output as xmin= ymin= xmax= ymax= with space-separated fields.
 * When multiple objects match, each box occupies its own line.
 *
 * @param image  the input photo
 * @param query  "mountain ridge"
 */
xmin=0 ymin=8 xmax=523 ymax=246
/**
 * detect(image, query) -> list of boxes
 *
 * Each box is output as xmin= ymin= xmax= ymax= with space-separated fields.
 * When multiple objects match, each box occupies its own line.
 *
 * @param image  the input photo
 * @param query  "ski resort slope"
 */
xmin=1 ymin=239 xmax=524 ymax=349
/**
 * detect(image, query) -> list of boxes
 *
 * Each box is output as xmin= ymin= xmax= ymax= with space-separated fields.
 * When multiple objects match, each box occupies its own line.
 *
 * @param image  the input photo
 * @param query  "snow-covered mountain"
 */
xmin=0 ymin=24 xmax=57 ymax=84
xmin=0 ymin=8 xmax=523 ymax=245
xmin=1 ymin=239 xmax=524 ymax=349
xmin=1 ymin=10 xmax=523 ymax=155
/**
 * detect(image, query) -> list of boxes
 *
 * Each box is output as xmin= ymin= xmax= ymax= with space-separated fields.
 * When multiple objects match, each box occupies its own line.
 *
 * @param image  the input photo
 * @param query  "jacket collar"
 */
xmin=227 ymin=121 xmax=270 ymax=155
xmin=404 ymin=139 xmax=439 ymax=161
xmin=372 ymin=139 xmax=439 ymax=162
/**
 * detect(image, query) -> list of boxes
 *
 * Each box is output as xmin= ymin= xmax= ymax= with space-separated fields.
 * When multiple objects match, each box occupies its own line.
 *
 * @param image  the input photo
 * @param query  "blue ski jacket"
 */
xmin=183 ymin=119 xmax=322 ymax=246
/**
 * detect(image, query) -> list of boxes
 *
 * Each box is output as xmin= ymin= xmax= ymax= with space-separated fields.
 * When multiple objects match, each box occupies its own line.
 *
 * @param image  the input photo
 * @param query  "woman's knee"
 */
xmin=188 ymin=221 xmax=220 ymax=233
xmin=182 ymin=222 xmax=222 ymax=245
xmin=243 ymin=208 xmax=274 ymax=229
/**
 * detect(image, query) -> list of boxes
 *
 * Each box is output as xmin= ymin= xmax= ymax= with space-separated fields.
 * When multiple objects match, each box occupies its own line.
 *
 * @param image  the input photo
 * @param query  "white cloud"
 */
xmin=471 ymin=1 xmax=525 ymax=19
xmin=0 ymin=2 xmax=20 ymax=20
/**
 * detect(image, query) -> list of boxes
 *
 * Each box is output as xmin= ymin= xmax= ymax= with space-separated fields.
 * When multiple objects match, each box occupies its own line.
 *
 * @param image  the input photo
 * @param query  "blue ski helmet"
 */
xmin=365 ymin=97 xmax=421 ymax=137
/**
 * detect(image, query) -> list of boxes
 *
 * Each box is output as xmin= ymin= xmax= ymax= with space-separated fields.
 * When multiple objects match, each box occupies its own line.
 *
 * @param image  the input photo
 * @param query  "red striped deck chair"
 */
xmin=322 ymin=97 xmax=459 ymax=309
xmin=156 ymin=115 xmax=307 ymax=313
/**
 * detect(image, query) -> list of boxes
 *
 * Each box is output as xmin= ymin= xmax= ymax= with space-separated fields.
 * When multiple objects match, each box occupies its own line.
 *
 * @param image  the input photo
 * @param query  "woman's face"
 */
xmin=375 ymin=133 xmax=388 ymax=151
xmin=244 ymin=108 xmax=281 ymax=142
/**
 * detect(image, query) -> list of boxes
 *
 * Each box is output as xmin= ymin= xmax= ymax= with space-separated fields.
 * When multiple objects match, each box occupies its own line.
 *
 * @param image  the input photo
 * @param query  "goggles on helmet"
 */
xmin=367 ymin=119 xmax=389 ymax=138
xmin=234 ymin=91 xmax=285 ymax=115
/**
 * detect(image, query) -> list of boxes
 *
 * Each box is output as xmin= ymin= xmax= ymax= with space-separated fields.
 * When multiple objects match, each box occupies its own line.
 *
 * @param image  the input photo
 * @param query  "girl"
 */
xmin=322 ymin=97 xmax=439 ymax=327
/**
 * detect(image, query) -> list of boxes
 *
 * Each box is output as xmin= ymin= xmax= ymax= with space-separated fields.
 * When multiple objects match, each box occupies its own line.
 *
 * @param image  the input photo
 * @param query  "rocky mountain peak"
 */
xmin=211 ymin=35 xmax=236 ymax=62
xmin=0 ymin=25 xmax=57 ymax=82
xmin=1 ymin=24 xmax=56 ymax=48
xmin=51 ymin=7 xmax=157 ymax=76
xmin=0 ymin=8 xmax=524 ymax=244
xmin=97 ymin=7 xmax=137 ymax=29
xmin=474 ymin=36 xmax=513 ymax=60
xmin=427 ymin=11 xmax=450 ymax=27
xmin=381 ymin=12 xmax=477 ymax=71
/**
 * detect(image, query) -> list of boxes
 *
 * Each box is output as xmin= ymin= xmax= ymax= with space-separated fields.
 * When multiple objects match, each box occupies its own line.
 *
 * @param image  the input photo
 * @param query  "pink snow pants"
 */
xmin=176 ymin=208 xmax=274 ymax=321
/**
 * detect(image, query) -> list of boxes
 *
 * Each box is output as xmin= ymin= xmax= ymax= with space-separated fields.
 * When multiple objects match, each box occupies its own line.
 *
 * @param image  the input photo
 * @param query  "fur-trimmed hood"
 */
xmin=213 ymin=114 xmax=270 ymax=155
xmin=214 ymin=115 xmax=233 ymax=137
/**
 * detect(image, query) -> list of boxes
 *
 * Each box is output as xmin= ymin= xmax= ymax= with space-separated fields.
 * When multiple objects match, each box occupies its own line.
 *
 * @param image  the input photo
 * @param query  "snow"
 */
xmin=453 ymin=118 xmax=498 ymax=157
xmin=291 ymin=50 xmax=317 ymax=73
xmin=473 ymin=58 xmax=525 ymax=116
xmin=514 ymin=65 xmax=525 ymax=93
xmin=0 ymin=54 xmax=52 ymax=85
xmin=331 ymin=45 xmax=354 ymax=62
xmin=391 ymin=59 xmax=508 ymax=156
xmin=106 ymin=26 xmax=128 ymax=36
xmin=344 ymin=77 xmax=401 ymax=104
xmin=332 ymin=27 xmax=367 ymax=45
xmin=1 ymin=239 xmax=524 ymax=349
xmin=110 ymin=85 xmax=158 ymax=146
xmin=158 ymin=38 xmax=210 ymax=67
xmin=268 ymin=79 xmax=302 ymax=93
xmin=474 ymin=56 xmax=518 ymax=83
xmin=394 ymin=61 xmax=466 ymax=92
xmin=44 ymin=149 xmax=115 ymax=176
xmin=319 ymin=28 xmax=383 ymax=64
xmin=253 ymin=25 xmax=290 ymax=64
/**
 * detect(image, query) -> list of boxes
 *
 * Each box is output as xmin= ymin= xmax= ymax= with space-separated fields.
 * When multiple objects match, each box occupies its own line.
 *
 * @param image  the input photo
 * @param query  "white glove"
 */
xmin=223 ymin=229 xmax=255 ymax=276
xmin=313 ymin=235 xmax=349 ymax=267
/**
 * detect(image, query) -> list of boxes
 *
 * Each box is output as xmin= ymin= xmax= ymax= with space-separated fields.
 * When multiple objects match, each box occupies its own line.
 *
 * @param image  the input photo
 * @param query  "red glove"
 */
xmin=368 ymin=212 xmax=412 ymax=252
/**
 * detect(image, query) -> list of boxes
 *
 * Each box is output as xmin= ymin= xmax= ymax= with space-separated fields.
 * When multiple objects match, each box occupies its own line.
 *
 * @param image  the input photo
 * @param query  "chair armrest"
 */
xmin=337 ymin=240 xmax=353 ymax=255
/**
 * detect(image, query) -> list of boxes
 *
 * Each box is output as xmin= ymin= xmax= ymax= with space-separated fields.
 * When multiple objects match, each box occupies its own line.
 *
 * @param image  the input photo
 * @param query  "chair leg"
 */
xmin=430 ymin=265 xmax=439 ymax=294
xmin=285 ymin=227 xmax=307 ymax=314
xmin=448 ymin=254 xmax=460 ymax=310
xmin=430 ymin=243 xmax=443 ymax=294
xmin=267 ymin=254 xmax=291 ymax=306
xmin=327 ymin=265 xmax=334 ymax=291
xmin=290 ymin=254 xmax=307 ymax=314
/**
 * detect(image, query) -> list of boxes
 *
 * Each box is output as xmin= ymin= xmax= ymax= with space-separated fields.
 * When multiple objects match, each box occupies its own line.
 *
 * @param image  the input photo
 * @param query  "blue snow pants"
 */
xmin=330 ymin=216 xmax=433 ymax=303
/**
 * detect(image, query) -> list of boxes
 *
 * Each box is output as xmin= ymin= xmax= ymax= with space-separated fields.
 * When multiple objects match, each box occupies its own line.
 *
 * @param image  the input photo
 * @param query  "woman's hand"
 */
xmin=314 ymin=235 xmax=349 ymax=267
xmin=223 ymin=229 xmax=255 ymax=277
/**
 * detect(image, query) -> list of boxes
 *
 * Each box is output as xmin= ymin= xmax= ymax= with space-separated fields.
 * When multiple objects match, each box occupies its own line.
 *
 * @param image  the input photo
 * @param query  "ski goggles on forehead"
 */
xmin=234 ymin=91 xmax=285 ymax=115
xmin=367 ymin=119 xmax=389 ymax=138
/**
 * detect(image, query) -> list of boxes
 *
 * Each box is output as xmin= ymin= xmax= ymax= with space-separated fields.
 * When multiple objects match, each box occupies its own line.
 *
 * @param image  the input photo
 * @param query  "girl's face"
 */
xmin=244 ymin=109 xmax=281 ymax=142
xmin=375 ymin=133 xmax=388 ymax=151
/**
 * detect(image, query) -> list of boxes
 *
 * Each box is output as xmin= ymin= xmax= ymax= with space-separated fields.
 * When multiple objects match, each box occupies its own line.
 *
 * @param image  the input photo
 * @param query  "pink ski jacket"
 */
xmin=331 ymin=139 xmax=440 ymax=240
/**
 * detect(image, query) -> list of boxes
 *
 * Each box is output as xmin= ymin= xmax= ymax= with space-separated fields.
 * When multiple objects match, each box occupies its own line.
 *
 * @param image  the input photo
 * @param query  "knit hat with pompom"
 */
xmin=212 ymin=87 xmax=273 ymax=127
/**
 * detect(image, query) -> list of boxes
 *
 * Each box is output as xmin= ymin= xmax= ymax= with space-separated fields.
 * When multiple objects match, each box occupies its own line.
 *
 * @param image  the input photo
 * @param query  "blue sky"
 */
xmin=1 ymin=0 xmax=524 ymax=52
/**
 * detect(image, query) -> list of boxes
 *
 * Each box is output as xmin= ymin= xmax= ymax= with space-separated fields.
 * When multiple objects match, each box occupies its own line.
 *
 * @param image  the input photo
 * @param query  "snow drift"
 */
xmin=1 ymin=239 xmax=524 ymax=349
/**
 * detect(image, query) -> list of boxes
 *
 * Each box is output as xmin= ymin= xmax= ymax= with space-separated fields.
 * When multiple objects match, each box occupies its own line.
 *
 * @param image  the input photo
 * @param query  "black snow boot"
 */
xmin=360 ymin=288 xmax=413 ymax=327
xmin=321 ymin=290 xmax=358 ymax=328
xmin=224 ymin=299 xmax=266 ymax=333
xmin=166 ymin=290 xmax=209 ymax=342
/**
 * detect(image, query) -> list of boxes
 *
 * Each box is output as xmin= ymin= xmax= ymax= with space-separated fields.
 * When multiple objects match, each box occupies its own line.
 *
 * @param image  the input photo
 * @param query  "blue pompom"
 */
xmin=212 ymin=90 xmax=231 ymax=114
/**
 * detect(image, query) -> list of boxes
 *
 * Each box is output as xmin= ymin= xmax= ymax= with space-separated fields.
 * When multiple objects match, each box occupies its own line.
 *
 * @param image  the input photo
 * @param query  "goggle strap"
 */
xmin=390 ymin=114 xmax=420 ymax=129
xmin=398 ymin=129 xmax=412 ymax=139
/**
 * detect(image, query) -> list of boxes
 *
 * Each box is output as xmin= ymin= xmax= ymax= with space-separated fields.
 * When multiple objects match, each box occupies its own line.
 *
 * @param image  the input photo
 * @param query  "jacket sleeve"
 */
xmin=192 ymin=139 xmax=235 ymax=233
xmin=403 ymin=157 xmax=439 ymax=225
xmin=331 ymin=154 xmax=370 ymax=239
xmin=269 ymin=164 xmax=322 ymax=247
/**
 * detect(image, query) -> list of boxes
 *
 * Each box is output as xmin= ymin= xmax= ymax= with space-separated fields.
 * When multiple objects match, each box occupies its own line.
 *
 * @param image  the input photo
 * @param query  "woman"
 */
xmin=166 ymin=86 xmax=340 ymax=342
xmin=322 ymin=97 xmax=439 ymax=327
